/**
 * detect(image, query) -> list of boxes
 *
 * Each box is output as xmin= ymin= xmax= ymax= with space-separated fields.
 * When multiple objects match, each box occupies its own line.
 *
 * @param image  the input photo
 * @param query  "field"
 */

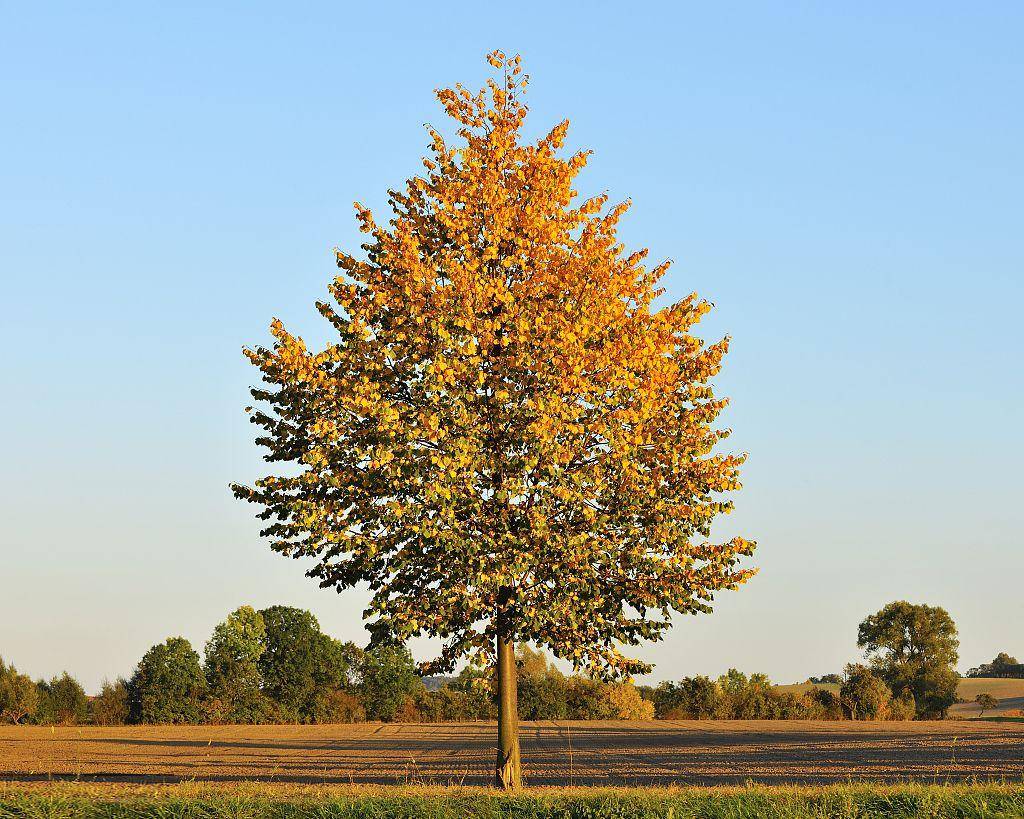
xmin=2 ymin=720 xmax=1023 ymax=787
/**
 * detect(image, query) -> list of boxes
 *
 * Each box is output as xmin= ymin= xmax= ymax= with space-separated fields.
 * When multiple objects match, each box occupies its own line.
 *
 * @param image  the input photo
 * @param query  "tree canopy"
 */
xmin=204 ymin=605 xmax=270 ymax=722
xmin=257 ymin=605 xmax=359 ymax=722
xmin=234 ymin=49 xmax=755 ymax=787
xmin=857 ymin=601 xmax=960 ymax=718
xmin=128 ymin=637 xmax=206 ymax=724
xmin=234 ymin=50 xmax=754 ymax=680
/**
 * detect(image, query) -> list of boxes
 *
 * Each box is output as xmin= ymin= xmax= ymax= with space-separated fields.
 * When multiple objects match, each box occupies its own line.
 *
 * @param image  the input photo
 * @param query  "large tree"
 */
xmin=204 ymin=605 xmax=270 ymax=722
xmin=257 ymin=605 xmax=359 ymax=722
xmin=128 ymin=637 xmax=206 ymax=724
xmin=857 ymin=601 xmax=960 ymax=718
xmin=234 ymin=51 xmax=755 ymax=786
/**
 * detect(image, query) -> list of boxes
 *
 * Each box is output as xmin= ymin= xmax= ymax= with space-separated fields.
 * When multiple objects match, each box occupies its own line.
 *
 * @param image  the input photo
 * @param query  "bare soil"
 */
xmin=2 ymin=720 xmax=1022 ymax=786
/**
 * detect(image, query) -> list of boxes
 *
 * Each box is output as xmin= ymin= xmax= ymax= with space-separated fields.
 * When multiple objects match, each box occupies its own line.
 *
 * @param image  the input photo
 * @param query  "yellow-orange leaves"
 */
xmin=234 ymin=51 xmax=755 ymax=679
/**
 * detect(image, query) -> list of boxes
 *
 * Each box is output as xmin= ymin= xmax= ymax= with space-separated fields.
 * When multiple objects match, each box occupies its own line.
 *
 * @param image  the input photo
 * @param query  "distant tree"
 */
xmin=840 ymin=664 xmax=893 ymax=720
xmin=564 ymin=676 xmax=614 ymax=720
xmin=232 ymin=51 xmax=756 ymax=788
xmin=36 ymin=672 xmax=88 ymax=725
xmin=858 ymin=601 xmax=960 ymax=718
xmin=516 ymin=645 xmax=568 ymax=720
xmin=91 ymin=679 xmax=130 ymax=725
xmin=0 ymin=658 xmax=38 ymax=724
xmin=204 ymin=606 xmax=271 ymax=723
xmin=967 ymin=653 xmax=1024 ymax=679
xmin=128 ymin=637 xmax=206 ymax=724
xmin=975 ymin=693 xmax=998 ymax=717
xmin=359 ymin=644 xmax=423 ymax=722
xmin=717 ymin=669 xmax=777 ymax=719
xmin=808 ymin=674 xmax=842 ymax=685
xmin=257 ymin=606 xmax=360 ymax=722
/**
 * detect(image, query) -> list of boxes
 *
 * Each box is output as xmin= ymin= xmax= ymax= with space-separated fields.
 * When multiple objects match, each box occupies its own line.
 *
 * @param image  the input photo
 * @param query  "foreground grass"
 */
xmin=2 ymin=783 xmax=1024 ymax=818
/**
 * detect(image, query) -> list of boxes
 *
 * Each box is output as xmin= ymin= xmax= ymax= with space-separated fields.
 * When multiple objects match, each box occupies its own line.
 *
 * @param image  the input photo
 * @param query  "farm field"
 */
xmin=2 ymin=720 xmax=1022 ymax=786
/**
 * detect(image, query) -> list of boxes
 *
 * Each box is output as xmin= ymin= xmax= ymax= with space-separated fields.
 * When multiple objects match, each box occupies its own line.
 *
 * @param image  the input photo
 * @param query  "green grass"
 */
xmin=2 ymin=783 xmax=1024 ymax=819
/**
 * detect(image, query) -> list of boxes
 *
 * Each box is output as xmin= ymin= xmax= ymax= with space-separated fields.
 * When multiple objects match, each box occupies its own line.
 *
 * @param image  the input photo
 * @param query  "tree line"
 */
xmin=1 ymin=600 xmax=1010 ymax=726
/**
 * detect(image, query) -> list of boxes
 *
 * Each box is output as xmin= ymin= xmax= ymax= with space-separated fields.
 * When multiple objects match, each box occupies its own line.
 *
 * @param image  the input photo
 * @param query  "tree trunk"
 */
xmin=494 ymin=630 xmax=522 ymax=788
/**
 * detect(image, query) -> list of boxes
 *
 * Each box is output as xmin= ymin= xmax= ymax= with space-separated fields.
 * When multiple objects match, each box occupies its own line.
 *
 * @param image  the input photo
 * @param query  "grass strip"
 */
xmin=2 ymin=783 xmax=1024 ymax=819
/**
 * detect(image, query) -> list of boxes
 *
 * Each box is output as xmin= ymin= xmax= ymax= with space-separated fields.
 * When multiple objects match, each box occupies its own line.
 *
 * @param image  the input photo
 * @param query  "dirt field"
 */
xmin=2 ymin=720 xmax=1022 ymax=786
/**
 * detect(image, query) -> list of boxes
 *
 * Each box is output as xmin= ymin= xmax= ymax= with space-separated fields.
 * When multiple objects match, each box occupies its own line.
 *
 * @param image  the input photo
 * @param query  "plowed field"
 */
xmin=2 ymin=720 xmax=1022 ymax=786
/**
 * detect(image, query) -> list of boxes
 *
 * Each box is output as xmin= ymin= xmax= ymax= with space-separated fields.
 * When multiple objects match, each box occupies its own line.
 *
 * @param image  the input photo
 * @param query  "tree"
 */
xmin=840 ymin=664 xmax=892 ymax=720
xmin=233 ymin=51 xmax=755 ymax=788
xmin=359 ymin=643 xmax=423 ymax=722
xmin=0 ymin=658 xmax=38 ymax=724
xmin=91 ymin=679 xmax=130 ymax=725
xmin=36 ymin=672 xmax=88 ymax=725
xmin=257 ymin=606 xmax=360 ymax=722
xmin=967 ymin=653 xmax=1024 ymax=679
xmin=128 ymin=637 xmax=206 ymax=723
xmin=857 ymin=601 xmax=960 ymax=718
xmin=204 ymin=605 xmax=270 ymax=723
xmin=975 ymin=693 xmax=998 ymax=717
xmin=517 ymin=645 xmax=567 ymax=720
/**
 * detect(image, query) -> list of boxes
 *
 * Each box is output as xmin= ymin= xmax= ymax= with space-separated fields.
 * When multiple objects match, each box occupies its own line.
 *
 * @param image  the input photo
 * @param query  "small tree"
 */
xmin=858 ymin=601 xmax=960 ymax=718
xmin=975 ymin=693 xmax=998 ymax=717
xmin=0 ymin=658 xmax=38 ymax=724
xmin=129 ymin=637 xmax=206 ymax=723
xmin=234 ymin=51 xmax=754 ymax=788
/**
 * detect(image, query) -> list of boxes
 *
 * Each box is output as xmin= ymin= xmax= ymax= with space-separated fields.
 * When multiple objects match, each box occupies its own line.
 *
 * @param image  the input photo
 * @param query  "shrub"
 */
xmin=603 ymin=682 xmax=655 ymax=720
xmin=91 ymin=678 xmax=129 ymax=725
xmin=323 ymin=688 xmax=366 ymax=723
xmin=841 ymin=664 xmax=892 ymax=720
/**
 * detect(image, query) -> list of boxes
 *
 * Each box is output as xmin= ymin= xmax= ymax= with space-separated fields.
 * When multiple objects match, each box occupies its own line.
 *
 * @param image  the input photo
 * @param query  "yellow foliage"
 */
xmin=234 ymin=52 xmax=755 ymax=679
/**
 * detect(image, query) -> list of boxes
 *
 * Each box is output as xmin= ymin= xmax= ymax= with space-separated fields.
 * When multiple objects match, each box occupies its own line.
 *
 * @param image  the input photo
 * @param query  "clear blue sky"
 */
xmin=2 ymin=3 xmax=1021 ymax=694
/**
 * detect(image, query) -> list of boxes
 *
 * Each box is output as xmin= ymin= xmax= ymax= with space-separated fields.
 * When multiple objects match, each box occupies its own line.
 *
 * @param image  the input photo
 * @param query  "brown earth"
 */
xmin=2 ymin=721 xmax=1023 ymax=786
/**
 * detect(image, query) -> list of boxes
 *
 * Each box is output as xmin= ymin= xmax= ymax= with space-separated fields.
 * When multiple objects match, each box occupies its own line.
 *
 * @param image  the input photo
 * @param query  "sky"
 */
xmin=1 ymin=3 xmax=1021 ymax=695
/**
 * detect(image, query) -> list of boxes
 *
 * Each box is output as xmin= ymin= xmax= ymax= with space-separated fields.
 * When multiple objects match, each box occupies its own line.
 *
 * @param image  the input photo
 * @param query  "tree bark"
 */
xmin=494 ymin=628 xmax=522 ymax=788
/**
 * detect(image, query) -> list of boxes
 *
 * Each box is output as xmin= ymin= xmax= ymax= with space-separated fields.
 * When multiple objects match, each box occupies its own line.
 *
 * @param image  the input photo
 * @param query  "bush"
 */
xmin=323 ymin=688 xmax=366 ymax=723
xmin=603 ymin=683 xmax=655 ymax=720
xmin=800 ymin=686 xmax=843 ymax=720
xmin=841 ymin=664 xmax=893 ymax=720
xmin=91 ymin=679 xmax=130 ymax=725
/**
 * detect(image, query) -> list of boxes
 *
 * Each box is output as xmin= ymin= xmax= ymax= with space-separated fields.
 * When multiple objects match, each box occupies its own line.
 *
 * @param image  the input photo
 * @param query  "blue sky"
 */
xmin=1 ymin=3 xmax=1021 ymax=693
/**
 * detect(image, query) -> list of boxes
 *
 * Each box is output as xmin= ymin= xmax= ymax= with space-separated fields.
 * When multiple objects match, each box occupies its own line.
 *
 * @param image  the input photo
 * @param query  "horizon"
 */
xmin=2 ymin=3 xmax=1022 ymax=695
